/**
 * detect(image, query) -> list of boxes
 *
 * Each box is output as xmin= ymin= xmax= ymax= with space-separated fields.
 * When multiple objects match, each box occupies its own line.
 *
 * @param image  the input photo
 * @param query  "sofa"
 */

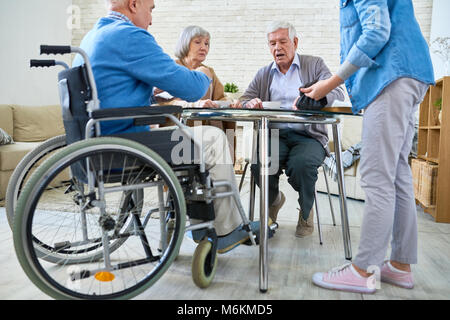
xmin=316 ymin=115 xmax=365 ymax=201
xmin=0 ymin=104 xmax=66 ymax=204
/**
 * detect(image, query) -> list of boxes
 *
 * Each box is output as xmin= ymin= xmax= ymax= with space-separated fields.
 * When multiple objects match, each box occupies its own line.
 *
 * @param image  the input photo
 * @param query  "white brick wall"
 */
xmin=72 ymin=0 xmax=433 ymax=95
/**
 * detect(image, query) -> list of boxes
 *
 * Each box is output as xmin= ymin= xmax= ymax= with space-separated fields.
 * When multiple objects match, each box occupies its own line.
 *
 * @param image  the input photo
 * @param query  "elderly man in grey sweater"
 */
xmin=239 ymin=21 xmax=345 ymax=237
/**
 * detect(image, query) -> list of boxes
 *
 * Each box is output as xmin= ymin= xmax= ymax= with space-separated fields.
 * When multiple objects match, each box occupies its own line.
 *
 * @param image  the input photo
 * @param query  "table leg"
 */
xmin=332 ymin=123 xmax=352 ymax=260
xmin=248 ymin=121 xmax=258 ymax=221
xmin=259 ymin=117 xmax=269 ymax=292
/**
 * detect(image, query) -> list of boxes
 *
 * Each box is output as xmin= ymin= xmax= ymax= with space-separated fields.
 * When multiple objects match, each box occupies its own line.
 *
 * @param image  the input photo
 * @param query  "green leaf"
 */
xmin=434 ymin=98 xmax=442 ymax=111
xmin=224 ymin=82 xmax=238 ymax=93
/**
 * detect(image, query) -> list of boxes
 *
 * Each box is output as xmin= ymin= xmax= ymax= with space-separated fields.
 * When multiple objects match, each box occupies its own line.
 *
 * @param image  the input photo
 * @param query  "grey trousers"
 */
xmin=353 ymin=77 xmax=428 ymax=270
xmin=251 ymin=129 xmax=326 ymax=220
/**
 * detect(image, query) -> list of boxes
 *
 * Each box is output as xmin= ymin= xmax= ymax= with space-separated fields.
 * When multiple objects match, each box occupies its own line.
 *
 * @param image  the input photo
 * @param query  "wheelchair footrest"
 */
xmin=243 ymin=223 xmax=277 ymax=246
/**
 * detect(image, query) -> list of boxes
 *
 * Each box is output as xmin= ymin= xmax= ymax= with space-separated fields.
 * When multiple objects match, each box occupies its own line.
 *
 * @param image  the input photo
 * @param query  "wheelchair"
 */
xmin=11 ymin=45 xmax=258 ymax=300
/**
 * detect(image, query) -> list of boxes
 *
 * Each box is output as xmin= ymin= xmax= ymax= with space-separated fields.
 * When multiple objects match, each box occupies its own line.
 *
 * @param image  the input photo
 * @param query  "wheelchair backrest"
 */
xmin=57 ymin=64 xmax=92 ymax=145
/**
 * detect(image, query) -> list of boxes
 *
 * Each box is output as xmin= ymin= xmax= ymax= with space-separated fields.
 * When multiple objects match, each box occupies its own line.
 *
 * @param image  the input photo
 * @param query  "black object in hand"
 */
xmin=296 ymin=80 xmax=328 ymax=110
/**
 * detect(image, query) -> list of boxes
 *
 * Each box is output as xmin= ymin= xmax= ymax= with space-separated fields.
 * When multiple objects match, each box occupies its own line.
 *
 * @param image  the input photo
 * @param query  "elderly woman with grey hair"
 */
xmin=157 ymin=25 xmax=237 ymax=158
xmin=173 ymin=25 xmax=227 ymax=109
xmin=156 ymin=26 xmax=230 ymax=108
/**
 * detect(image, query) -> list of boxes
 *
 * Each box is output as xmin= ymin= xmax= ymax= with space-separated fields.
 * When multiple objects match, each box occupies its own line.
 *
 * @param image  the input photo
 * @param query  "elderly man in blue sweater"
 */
xmin=73 ymin=0 xmax=257 ymax=253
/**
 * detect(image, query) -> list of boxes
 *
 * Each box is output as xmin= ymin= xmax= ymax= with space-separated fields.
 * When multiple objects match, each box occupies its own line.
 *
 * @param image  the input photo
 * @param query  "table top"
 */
xmin=182 ymin=107 xmax=358 ymax=125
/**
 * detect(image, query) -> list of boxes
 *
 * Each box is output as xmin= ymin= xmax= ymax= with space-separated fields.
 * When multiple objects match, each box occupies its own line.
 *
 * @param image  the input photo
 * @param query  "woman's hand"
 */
xmin=300 ymin=75 xmax=343 ymax=100
xmin=299 ymin=79 xmax=331 ymax=101
xmin=230 ymin=100 xmax=243 ymax=108
xmin=198 ymin=99 xmax=219 ymax=108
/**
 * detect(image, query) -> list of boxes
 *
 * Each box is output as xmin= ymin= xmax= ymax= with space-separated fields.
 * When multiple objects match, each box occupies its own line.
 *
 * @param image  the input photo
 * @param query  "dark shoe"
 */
xmin=295 ymin=208 xmax=314 ymax=238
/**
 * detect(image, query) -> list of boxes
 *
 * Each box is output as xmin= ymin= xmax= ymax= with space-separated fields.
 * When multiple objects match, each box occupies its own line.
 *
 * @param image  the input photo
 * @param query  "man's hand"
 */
xmin=245 ymin=98 xmax=263 ymax=109
xmin=300 ymin=75 xmax=343 ymax=101
xmin=291 ymin=96 xmax=300 ymax=110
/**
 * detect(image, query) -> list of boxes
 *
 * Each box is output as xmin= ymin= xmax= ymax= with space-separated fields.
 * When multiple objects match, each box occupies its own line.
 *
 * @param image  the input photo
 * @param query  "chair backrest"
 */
xmin=57 ymin=64 xmax=92 ymax=145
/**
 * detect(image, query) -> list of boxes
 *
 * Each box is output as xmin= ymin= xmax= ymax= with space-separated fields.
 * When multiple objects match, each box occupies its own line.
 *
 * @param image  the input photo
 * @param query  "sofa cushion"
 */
xmin=341 ymin=115 xmax=363 ymax=151
xmin=0 ymin=141 xmax=41 ymax=171
xmin=0 ymin=105 xmax=14 ymax=138
xmin=319 ymin=162 xmax=357 ymax=178
xmin=0 ymin=170 xmax=14 ymax=200
xmin=0 ymin=127 xmax=14 ymax=145
xmin=12 ymin=105 xmax=64 ymax=142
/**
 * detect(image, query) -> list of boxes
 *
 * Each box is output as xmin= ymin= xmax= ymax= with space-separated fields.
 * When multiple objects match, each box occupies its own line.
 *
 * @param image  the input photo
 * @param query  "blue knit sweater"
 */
xmin=73 ymin=16 xmax=210 ymax=134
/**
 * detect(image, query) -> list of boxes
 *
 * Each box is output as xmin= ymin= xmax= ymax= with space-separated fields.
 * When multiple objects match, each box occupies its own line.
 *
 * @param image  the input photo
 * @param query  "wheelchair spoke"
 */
xmin=132 ymin=213 xmax=156 ymax=260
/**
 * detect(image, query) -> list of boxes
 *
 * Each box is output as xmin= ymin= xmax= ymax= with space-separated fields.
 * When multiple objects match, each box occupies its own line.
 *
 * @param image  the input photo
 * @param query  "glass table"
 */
xmin=181 ymin=107 xmax=355 ymax=292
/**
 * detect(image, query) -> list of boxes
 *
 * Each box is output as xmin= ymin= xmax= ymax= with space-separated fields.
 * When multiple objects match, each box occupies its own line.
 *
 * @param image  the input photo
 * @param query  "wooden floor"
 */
xmin=1 ymin=175 xmax=450 ymax=300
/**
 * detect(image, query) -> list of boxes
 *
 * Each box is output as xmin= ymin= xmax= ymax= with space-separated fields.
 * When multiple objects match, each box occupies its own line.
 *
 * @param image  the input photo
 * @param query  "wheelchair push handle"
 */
xmin=37 ymin=44 xmax=99 ymax=111
xmin=30 ymin=59 xmax=69 ymax=70
xmin=40 ymin=45 xmax=72 ymax=55
xmin=30 ymin=59 xmax=56 ymax=68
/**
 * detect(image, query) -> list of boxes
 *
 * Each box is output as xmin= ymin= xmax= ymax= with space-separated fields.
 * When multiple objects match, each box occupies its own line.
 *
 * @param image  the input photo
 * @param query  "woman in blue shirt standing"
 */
xmin=303 ymin=0 xmax=435 ymax=293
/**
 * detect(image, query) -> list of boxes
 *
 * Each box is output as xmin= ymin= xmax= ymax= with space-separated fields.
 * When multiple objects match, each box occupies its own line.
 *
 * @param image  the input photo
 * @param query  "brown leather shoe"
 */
xmin=269 ymin=192 xmax=286 ymax=223
xmin=295 ymin=208 xmax=314 ymax=238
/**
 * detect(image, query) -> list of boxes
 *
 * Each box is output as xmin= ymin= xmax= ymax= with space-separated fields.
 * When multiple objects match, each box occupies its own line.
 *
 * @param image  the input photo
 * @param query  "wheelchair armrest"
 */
xmin=87 ymin=105 xmax=208 ymax=178
xmin=90 ymin=105 xmax=182 ymax=120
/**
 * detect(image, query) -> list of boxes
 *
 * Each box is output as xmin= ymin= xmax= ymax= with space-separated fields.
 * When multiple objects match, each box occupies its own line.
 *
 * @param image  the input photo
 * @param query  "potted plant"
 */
xmin=434 ymin=98 xmax=442 ymax=125
xmin=224 ymin=82 xmax=240 ymax=100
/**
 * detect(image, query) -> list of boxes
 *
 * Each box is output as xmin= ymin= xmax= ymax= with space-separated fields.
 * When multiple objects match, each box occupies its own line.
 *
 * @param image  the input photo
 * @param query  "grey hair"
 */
xmin=174 ymin=25 xmax=211 ymax=60
xmin=266 ymin=21 xmax=297 ymax=41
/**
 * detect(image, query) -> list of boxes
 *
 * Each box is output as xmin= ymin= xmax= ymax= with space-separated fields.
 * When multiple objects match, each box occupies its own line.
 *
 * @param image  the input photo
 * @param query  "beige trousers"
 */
xmin=170 ymin=125 xmax=242 ymax=236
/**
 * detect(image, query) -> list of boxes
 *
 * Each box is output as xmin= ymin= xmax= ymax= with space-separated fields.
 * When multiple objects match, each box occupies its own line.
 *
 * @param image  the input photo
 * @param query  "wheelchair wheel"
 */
xmin=9 ymin=134 xmax=140 ymax=266
xmin=5 ymin=134 xmax=67 ymax=228
xmin=13 ymin=137 xmax=186 ymax=299
xmin=192 ymin=238 xmax=218 ymax=289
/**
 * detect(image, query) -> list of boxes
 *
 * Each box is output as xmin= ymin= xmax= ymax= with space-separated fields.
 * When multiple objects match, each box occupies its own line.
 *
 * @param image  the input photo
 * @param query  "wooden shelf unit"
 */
xmin=416 ymin=76 xmax=450 ymax=223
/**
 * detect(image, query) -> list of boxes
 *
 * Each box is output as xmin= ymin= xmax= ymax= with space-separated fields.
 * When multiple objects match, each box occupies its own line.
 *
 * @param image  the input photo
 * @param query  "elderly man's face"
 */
xmin=134 ymin=0 xmax=155 ymax=29
xmin=268 ymin=28 xmax=298 ymax=73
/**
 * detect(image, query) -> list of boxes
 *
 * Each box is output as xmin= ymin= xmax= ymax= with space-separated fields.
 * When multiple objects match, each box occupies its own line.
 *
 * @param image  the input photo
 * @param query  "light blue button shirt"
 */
xmin=269 ymin=54 xmax=307 ymax=132
xmin=339 ymin=0 xmax=434 ymax=113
